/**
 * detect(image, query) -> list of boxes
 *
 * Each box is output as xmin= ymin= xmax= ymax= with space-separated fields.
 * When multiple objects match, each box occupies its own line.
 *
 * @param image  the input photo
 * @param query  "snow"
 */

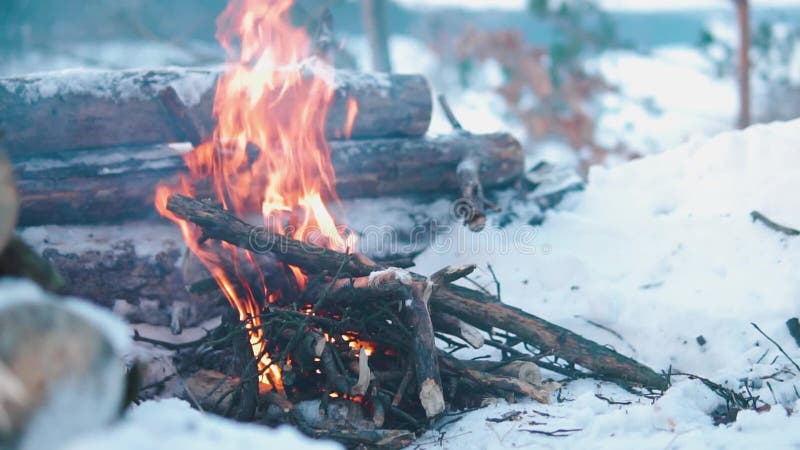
xmin=64 ymin=399 xmax=342 ymax=450
xmin=20 ymin=221 xmax=184 ymax=258
xmin=0 ymin=66 xmax=217 ymax=107
xmin=411 ymin=118 xmax=800 ymax=448
xmin=590 ymin=46 xmax=738 ymax=154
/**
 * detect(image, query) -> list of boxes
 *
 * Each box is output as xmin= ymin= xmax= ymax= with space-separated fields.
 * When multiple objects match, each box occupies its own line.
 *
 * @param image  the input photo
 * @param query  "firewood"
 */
xmin=165 ymin=194 xmax=668 ymax=391
xmin=438 ymin=353 xmax=552 ymax=403
xmin=0 ymin=68 xmax=432 ymax=155
xmin=14 ymin=132 xmax=523 ymax=226
xmin=184 ymin=369 xmax=239 ymax=414
xmin=459 ymin=359 xmax=542 ymax=386
xmin=432 ymin=284 xmax=668 ymax=390
xmin=431 ymin=312 xmax=484 ymax=349
xmin=400 ymin=277 xmax=444 ymax=418
xmin=292 ymin=420 xmax=415 ymax=450
xmin=301 ymin=267 xmax=443 ymax=417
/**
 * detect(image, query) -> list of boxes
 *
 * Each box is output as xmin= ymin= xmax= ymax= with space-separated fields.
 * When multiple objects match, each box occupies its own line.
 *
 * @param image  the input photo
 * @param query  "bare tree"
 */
xmin=361 ymin=0 xmax=392 ymax=73
xmin=733 ymin=0 xmax=751 ymax=128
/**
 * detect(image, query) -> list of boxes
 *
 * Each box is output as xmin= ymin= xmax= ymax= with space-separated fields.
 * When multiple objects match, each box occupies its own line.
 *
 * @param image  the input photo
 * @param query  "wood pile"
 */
xmin=1 ymin=68 xmax=524 ymax=228
xmin=136 ymin=194 xmax=668 ymax=448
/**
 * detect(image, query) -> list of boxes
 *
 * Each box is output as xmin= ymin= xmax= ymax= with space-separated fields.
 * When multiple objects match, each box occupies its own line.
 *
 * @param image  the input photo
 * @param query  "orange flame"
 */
xmin=156 ymin=0 xmax=356 ymax=391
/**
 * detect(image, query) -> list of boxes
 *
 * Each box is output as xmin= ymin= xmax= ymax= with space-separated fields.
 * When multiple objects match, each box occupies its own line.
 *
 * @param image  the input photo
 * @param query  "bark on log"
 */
xmin=0 ymin=68 xmax=431 ymax=155
xmin=14 ymin=132 xmax=523 ymax=225
xmin=166 ymin=195 xmax=668 ymax=390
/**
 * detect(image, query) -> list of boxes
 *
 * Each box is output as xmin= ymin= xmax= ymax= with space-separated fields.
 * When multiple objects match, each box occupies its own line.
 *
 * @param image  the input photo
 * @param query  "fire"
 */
xmin=155 ymin=0 xmax=355 ymax=391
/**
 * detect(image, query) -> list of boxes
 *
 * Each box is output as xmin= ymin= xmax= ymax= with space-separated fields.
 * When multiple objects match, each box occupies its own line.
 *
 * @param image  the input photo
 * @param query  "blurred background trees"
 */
xmin=2 ymin=0 xmax=799 ymax=172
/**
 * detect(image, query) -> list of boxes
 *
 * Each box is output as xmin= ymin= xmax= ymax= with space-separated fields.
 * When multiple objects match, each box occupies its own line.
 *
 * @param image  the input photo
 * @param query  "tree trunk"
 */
xmin=734 ymin=0 xmax=751 ymax=129
xmin=361 ymin=0 xmax=393 ymax=73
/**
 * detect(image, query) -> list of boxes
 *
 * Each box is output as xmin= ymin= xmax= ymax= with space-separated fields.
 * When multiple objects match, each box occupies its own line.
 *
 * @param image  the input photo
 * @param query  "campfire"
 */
xmin=0 ymin=0 xmax=667 ymax=448
xmin=145 ymin=0 xmax=662 ymax=446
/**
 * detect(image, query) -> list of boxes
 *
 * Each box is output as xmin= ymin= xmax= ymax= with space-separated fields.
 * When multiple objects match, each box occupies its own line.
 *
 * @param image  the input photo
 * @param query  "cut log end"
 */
xmin=418 ymin=378 xmax=445 ymax=417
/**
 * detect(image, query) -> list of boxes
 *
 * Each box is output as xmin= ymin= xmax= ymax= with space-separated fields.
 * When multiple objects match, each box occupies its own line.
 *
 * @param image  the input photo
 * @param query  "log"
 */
xmin=0 ymin=68 xmax=431 ymax=155
xmin=14 ymin=132 xmax=523 ymax=225
xmin=165 ymin=195 xmax=669 ymax=390
xmin=399 ymin=276 xmax=444 ymax=417
xmin=431 ymin=284 xmax=668 ymax=390
xmin=431 ymin=312 xmax=484 ymax=349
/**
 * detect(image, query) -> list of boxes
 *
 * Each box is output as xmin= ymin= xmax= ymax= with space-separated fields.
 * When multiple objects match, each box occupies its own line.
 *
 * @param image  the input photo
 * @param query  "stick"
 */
xmin=751 ymin=211 xmax=800 ymax=236
xmin=751 ymin=322 xmax=800 ymax=373
xmin=437 ymin=95 xmax=499 ymax=231
xmin=431 ymin=312 xmax=484 ymax=349
xmin=432 ymin=284 xmax=667 ymax=390
xmin=157 ymin=86 xmax=204 ymax=146
xmin=401 ymin=277 xmax=444 ymax=417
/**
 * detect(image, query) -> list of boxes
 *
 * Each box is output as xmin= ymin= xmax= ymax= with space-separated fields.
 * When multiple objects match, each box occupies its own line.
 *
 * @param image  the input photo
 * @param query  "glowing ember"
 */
xmin=155 ymin=0 xmax=355 ymax=391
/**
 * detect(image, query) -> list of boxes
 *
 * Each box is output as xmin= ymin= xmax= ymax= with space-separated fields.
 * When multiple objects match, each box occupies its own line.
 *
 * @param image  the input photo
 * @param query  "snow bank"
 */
xmin=64 ymin=399 xmax=342 ymax=450
xmin=414 ymin=119 xmax=800 ymax=448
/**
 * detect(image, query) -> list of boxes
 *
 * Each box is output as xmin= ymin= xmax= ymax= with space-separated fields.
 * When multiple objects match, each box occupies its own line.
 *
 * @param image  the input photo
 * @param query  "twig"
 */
xmin=521 ymin=428 xmax=582 ymax=437
xmin=437 ymin=95 xmax=463 ymax=131
xmin=594 ymin=393 xmax=632 ymax=405
xmin=486 ymin=410 xmax=522 ymax=423
xmin=750 ymin=211 xmax=800 ymax=236
xmin=751 ymin=322 xmax=800 ymax=373
xmin=132 ymin=329 xmax=209 ymax=350
xmin=486 ymin=264 xmax=501 ymax=303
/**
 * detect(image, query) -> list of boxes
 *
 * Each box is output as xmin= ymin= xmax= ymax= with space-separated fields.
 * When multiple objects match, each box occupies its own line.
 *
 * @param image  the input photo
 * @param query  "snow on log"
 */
xmin=0 ymin=67 xmax=432 ymax=155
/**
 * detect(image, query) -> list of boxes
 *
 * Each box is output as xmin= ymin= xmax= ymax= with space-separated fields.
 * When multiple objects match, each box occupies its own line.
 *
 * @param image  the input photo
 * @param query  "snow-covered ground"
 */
xmin=19 ymin=116 xmax=799 ymax=450
xmin=410 ymin=118 xmax=800 ymax=449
